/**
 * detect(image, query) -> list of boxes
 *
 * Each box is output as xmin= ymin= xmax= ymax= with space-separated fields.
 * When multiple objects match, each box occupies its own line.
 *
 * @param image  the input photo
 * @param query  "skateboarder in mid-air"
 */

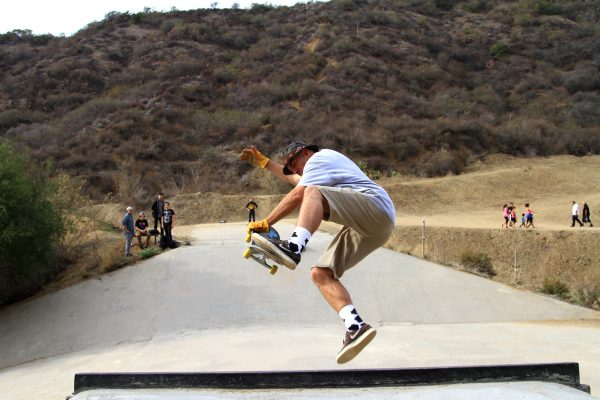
xmin=240 ymin=142 xmax=396 ymax=363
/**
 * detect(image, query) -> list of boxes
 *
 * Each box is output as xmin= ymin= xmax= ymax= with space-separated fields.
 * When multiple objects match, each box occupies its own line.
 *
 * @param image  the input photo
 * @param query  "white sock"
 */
xmin=338 ymin=304 xmax=364 ymax=332
xmin=289 ymin=227 xmax=311 ymax=254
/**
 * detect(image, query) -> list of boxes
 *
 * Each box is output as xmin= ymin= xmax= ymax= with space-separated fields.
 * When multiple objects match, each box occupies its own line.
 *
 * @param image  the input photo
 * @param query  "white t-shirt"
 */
xmin=572 ymin=203 xmax=579 ymax=216
xmin=297 ymin=149 xmax=396 ymax=223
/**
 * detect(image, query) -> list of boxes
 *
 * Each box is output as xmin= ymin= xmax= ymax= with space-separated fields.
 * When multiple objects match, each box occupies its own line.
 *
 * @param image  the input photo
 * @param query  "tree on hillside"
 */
xmin=0 ymin=142 xmax=66 ymax=305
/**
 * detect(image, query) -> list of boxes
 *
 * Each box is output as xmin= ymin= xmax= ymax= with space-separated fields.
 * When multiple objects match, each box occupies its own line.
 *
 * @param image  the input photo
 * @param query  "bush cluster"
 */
xmin=0 ymin=142 xmax=66 ymax=304
xmin=541 ymin=278 xmax=570 ymax=300
xmin=460 ymin=251 xmax=496 ymax=277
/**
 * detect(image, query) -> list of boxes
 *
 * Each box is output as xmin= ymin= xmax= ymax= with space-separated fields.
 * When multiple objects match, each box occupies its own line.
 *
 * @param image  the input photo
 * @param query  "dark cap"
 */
xmin=281 ymin=141 xmax=319 ymax=175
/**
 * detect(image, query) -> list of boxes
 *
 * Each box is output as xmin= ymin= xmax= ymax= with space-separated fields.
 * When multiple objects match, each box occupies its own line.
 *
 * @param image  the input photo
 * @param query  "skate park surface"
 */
xmin=0 ymin=222 xmax=599 ymax=399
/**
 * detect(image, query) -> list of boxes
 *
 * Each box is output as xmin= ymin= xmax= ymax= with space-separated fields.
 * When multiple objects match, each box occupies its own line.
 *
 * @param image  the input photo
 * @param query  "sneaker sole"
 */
xmin=336 ymin=326 xmax=377 ymax=364
xmin=251 ymin=234 xmax=298 ymax=270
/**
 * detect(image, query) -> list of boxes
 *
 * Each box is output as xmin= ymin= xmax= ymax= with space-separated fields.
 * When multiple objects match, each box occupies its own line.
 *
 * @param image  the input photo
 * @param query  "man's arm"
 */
xmin=240 ymin=146 xmax=300 ymax=186
xmin=265 ymin=185 xmax=305 ymax=226
xmin=264 ymin=158 xmax=301 ymax=186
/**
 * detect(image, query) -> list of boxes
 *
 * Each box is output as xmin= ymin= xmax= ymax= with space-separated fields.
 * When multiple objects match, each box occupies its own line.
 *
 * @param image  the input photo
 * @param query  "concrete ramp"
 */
xmin=1 ymin=222 xmax=599 ymax=399
xmin=70 ymin=363 xmax=593 ymax=399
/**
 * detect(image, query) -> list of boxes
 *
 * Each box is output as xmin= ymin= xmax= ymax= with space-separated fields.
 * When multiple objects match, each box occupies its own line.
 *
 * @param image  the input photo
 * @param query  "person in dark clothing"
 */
xmin=135 ymin=212 xmax=151 ymax=249
xmin=582 ymin=202 xmax=593 ymax=227
xmin=151 ymin=192 xmax=165 ymax=233
xmin=162 ymin=201 xmax=175 ymax=244
xmin=246 ymin=197 xmax=258 ymax=222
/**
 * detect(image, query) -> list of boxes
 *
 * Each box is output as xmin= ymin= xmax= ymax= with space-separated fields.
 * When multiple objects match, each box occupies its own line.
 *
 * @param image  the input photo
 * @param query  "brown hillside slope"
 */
xmin=1 ymin=1 xmax=599 ymax=202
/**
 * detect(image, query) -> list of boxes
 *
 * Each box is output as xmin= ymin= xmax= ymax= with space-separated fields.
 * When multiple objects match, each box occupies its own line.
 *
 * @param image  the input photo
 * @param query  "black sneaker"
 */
xmin=336 ymin=323 xmax=377 ymax=364
xmin=252 ymin=234 xmax=301 ymax=269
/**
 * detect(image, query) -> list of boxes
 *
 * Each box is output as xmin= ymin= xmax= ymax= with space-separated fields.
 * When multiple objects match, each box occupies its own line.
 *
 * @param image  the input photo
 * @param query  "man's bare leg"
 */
xmin=310 ymin=266 xmax=352 ymax=312
xmin=297 ymin=186 xmax=328 ymax=233
xmin=312 ymin=265 xmax=376 ymax=364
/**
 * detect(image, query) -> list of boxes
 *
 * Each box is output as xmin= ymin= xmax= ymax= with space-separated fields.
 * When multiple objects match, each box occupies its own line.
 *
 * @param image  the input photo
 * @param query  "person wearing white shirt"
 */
xmin=240 ymin=142 xmax=395 ymax=364
xmin=572 ymin=201 xmax=584 ymax=227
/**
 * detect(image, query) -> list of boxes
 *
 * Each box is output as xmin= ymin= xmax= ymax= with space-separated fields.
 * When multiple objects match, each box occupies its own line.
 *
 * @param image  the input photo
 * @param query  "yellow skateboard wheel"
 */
xmin=269 ymin=265 xmax=278 ymax=275
xmin=245 ymin=233 xmax=252 ymax=243
xmin=243 ymin=248 xmax=252 ymax=259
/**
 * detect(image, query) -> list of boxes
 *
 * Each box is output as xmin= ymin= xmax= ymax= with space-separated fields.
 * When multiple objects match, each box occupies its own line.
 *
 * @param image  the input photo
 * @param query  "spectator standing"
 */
xmin=163 ymin=201 xmax=176 ymax=244
xmin=246 ymin=197 xmax=258 ymax=222
xmin=502 ymin=204 xmax=509 ymax=228
xmin=122 ymin=206 xmax=135 ymax=257
xmin=135 ymin=212 xmax=151 ymax=249
xmin=582 ymin=202 xmax=593 ymax=227
xmin=571 ymin=201 xmax=584 ymax=227
xmin=151 ymin=192 xmax=165 ymax=234
xmin=525 ymin=203 xmax=535 ymax=228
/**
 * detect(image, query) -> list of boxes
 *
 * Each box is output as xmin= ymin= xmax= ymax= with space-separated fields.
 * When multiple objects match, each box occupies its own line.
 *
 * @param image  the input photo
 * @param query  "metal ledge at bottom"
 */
xmin=73 ymin=362 xmax=590 ymax=395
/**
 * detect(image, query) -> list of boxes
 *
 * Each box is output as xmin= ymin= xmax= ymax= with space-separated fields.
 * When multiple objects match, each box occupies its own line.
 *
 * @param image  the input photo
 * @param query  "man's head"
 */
xmin=158 ymin=192 xmax=164 ymax=200
xmin=126 ymin=206 xmax=134 ymax=214
xmin=281 ymin=141 xmax=319 ymax=175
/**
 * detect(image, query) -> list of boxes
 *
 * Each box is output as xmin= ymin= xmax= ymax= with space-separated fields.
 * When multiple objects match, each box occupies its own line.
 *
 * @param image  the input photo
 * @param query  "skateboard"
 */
xmin=243 ymin=227 xmax=295 ymax=275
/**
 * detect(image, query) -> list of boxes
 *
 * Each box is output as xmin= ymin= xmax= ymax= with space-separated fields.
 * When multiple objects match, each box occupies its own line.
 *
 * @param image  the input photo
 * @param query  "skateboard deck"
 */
xmin=243 ymin=228 xmax=296 ymax=275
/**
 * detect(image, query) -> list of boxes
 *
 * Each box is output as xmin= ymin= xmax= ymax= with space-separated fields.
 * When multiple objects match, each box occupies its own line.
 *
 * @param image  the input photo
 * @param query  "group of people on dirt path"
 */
xmin=502 ymin=201 xmax=594 ymax=229
xmin=502 ymin=203 xmax=535 ymax=229
xmin=572 ymin=201 xmax=593 ymax=227
xmin=121 ymin=192 xmax=176 ymax=257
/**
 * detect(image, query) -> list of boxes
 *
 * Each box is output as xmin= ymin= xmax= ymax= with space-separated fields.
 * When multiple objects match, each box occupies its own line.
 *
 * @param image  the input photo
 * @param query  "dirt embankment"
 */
xmin=388 ymin=227 xmax=599 ymax=306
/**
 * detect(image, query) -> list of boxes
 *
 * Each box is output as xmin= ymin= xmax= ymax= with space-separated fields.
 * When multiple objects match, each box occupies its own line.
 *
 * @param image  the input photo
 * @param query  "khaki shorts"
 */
xmin=315 ymin=186 xmax=394 ymax=278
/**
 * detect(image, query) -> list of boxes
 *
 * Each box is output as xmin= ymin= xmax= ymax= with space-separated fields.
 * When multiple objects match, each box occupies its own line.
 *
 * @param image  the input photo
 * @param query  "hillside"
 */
xmin=1 ymin=0 xmax=599 ymax=204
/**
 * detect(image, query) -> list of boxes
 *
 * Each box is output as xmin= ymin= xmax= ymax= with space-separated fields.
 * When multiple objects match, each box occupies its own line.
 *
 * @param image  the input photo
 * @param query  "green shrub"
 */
xmin=0 ymin=142 xmax=66 ymax=305
xmin=0 ymin=109 xmax=27 ymax=132
xmin=532 ymin=0 xmax=562 ymax=16
xmin=213 ymin=66 xmax=238 ymax=84
xmin=463 ymin=0 xmax=492 ymax=13
xmin=139 ymin=247 xmax=159 ymax=259
xmin=435 ymin=0 xmax=455 ymax=11
xmin=460 ymin=251 xmax=496 ymax=276
xmin=490 ymin=42 xmax=511 ymax=60
xmin=541 ymin=278 xmax=570 ymax=300
xmin=574 ymin=286 xmax=600 ymax=309
xmin=564 ymin=67 xmax=600 ymax=94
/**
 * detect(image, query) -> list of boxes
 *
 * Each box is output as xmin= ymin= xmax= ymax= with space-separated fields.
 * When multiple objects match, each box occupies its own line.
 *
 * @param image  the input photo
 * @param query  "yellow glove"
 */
xmin=239 ymin=146 xmax=269 ymax=168
xmin=247 ymin=219 xmax=270 ymax=234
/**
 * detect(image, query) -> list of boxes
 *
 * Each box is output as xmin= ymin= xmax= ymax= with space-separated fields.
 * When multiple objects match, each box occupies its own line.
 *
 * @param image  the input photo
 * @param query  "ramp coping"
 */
xmin=73 ymin=362 xmax=590 ymax=395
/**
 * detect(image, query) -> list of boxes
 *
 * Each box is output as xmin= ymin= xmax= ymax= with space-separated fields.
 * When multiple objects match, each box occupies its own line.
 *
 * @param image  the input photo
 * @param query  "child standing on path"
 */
xmin=519 ymin=213 xmax=526 ymax=228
